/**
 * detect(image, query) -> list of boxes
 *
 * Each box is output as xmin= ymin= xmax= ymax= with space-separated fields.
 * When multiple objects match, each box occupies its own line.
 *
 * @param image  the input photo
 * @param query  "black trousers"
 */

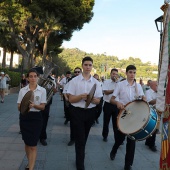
xmin=95 ymin=97 xmax=103 ymax=120
xmin=67 ymin=104 xmax=75 ymax=141
xmin=63 ymin=96 xmax=70 ymax=121
xmin=70 ymin=105 xmax=96 ymax=170
xmin=102 ymin=102 xmax=118 ymax=140
xmin=111 ymin=130 xmax=136 ymax=167
xmin=145 ymin=131 xmax=156 ymax=147
xmin=39 ymin=99 xmax=52 ymax=140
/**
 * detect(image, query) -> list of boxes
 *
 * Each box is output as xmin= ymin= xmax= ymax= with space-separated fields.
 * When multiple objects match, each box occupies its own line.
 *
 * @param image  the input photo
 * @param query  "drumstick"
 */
xmin=121 ymin=109 xmax=131 ymax=119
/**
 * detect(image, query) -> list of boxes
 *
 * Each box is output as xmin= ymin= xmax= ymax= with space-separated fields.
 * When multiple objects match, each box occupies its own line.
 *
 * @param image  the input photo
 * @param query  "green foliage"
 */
xmin=0 ymin=0 xmax=95 ymax=68
xmin=58 ymin=48 xmax=158 ymax=80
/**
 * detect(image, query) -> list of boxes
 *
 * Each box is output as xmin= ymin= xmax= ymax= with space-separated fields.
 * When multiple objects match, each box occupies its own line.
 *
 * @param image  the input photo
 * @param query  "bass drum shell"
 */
xmin=117 ymin=101 xmax=158 ymax=141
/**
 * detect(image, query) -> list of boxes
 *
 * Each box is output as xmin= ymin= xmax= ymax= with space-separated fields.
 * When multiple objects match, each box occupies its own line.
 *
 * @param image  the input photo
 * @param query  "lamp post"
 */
xmin=155 ymin=15 xmax=163 ymax=68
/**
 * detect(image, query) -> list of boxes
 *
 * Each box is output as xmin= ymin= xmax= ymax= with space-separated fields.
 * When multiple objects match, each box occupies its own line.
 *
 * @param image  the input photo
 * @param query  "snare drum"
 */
xmin=117 ymin=100 xmax=158 ymax=141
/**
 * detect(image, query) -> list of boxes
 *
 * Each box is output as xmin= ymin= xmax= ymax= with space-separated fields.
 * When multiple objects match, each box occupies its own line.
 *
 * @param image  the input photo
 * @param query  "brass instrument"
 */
xmin=37 ymin=59 xmax=57 ymax=104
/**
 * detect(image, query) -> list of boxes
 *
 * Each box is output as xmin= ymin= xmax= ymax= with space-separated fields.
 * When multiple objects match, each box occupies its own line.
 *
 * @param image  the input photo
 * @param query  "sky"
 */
xmin=63 ymin=0 xmax=164 ymax=64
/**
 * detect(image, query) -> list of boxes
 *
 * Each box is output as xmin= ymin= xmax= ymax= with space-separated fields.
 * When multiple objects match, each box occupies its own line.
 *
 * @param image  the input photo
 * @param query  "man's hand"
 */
xmin=53 ymin=88 xmax=57 ymax=94
xmin=91 ymin=97 xmax=100 ymax=104
xmin=29 ymin=101 xmax=35 ymax=108
xmin=80 ymin=93 xmax=88 ymax=100
xmin=116 ymin=101 xmax=124 ymax=110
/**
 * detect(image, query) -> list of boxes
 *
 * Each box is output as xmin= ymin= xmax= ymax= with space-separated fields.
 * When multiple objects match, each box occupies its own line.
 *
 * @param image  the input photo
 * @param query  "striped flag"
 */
xmin=157 ymin=4 xmax=170 ymax=170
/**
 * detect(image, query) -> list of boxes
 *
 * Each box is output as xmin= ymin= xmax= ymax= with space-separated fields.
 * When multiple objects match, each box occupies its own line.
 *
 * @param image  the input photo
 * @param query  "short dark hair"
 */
xmin=27 ymin=69 xmax=39 ymax=77
xmin=126 ymin=65 xmax=136 ymax=72
xmin=111 ymin=68 xmax=118 ymax=73
xmin=74 ymin=67 xmax=82 ymax=72
xmin=66 ymin=71 xmax=71 ymax=74
xmin=82 ymin=56 xmax=93 ymax=65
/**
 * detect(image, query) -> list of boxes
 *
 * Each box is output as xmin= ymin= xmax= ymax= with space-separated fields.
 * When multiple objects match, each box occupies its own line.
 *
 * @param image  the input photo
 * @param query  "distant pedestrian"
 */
xmin=21 ymin=74 xmax=28 ymax=88
xmin=0 ymin=71 xmax=10 ymax=103
xmin=143 ymin=79 xmax=151 ymax=94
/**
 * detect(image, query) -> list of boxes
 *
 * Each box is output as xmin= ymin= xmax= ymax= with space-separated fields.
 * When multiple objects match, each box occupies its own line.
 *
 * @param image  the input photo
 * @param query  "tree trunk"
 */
xmin=9 ymin=51 xmax=14 ymax=69
xmin=2 ymin=48 xmax=6 ymax=68
xmin=42 ymin=35 xmax=48 ymax=64
xmin=8 ymin=17 xmax=40 ymax=70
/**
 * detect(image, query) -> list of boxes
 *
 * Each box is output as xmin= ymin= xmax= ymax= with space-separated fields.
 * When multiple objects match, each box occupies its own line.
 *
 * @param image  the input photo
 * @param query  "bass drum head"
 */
xmin=117 ymin=101 xmax=150 ymax=134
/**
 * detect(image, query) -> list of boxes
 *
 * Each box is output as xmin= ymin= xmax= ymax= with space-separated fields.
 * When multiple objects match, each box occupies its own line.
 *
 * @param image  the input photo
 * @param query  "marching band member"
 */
xmin=59 ymin=71 xmax=72 ymax=124
xmin=63 ymin=67 xmax=82 ymax=146
xmin=39 ymin=72 xmax=57 ymax=146
xmin=145 ymin=81 xmax=158 ymax=152
xmin=17 ymin=69 xmax=46 ymax=170
xmin=102 ymin=68 xmax=119 ymax=142
xmin=110 ymin=65 xmax=145 ymax=170
xmin=93 ymin=73 xmax=103 ymax=124
xmin=67 ymin=56 xmax=103 ymax=170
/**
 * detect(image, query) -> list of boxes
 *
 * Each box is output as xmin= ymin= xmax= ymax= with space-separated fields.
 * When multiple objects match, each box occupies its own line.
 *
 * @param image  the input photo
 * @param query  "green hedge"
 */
xmin=0 ymin=68 xmax=21 ymax=87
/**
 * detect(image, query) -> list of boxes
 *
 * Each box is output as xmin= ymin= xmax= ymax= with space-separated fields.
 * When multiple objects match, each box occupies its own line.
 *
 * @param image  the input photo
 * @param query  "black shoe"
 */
xmin=155 ymin=129 xmax=160 ymax=134
xmin=103 ymin=137 xmax=108 ymax=142
xmin=96 ymin=119 xmax=99 ymax=124
xmin=124 ymin=165 xmax=132 ymax=170
xmin=25 ymin=164 xmax=29 ymax=170
xmin=68 ymin=140 xmax=75 ymax=146
xmin=64 ymin=120 xmax=68 ymax=125
xmin=92 ymin=122 xmax=95 ymax=126
xmin=110 ymin=152 xmax=116 ymax=160
xmin=149 ymin=146 xmax=157 ymax=152
xmin=145 ymin=142 xmax=149 ymax=146
xmin=40 ymin=139 xmax=47 ymax=146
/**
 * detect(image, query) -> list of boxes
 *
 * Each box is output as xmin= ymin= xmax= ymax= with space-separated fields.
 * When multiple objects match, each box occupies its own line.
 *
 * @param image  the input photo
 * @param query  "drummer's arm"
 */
xmin=148 ymin=99 xmax=156 ymax=105
xmin=110 ymin=96 xmax=124 ymax=109
xmin=142 ymin=95 xmax=146 ymax=102
xmin=68 ymin=93 xmax=88 ymax=103
xmin=91 ymin=97 xmax=101 ymax=104
xmin=103 ymin=90 xmax=114 ymax=95
xmin=18 ymin=104 xmax=21 ymax=111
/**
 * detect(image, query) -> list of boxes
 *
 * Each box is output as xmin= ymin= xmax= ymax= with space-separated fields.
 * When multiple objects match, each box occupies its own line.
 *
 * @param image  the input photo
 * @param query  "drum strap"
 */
xmin=135 ymin=82 xmax=139 ymax=99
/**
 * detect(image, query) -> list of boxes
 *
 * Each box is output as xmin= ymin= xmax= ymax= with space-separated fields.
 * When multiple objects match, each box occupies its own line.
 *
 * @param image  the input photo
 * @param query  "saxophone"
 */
xmin=37 ymin=59 xmax=57 ymax=104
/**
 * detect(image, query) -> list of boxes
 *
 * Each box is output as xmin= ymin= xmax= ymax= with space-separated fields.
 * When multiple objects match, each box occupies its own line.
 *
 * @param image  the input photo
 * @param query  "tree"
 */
xmin=0 ymin=0 xmax=94 ymax=69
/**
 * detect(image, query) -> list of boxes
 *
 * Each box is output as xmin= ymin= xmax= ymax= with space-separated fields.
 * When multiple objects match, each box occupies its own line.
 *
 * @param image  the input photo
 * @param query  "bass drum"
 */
xmin=117 ymin=100 xmax=158 ymax=141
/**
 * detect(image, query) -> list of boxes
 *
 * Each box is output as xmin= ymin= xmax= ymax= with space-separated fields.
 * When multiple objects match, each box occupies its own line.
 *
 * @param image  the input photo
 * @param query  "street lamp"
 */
xmin=155 ymin=15 xmax=163 ymax=69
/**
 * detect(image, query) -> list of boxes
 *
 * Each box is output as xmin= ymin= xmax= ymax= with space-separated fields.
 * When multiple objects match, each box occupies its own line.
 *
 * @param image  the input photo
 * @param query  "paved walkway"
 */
xmin=0 ymin=93 xmax=161 ymax=170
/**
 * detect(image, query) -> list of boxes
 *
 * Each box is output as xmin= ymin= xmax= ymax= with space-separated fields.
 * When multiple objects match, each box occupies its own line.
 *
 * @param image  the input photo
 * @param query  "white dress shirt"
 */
xmin=145 ymin=89 xmax=156 ymax=103
xmin=102 ymin=79 xmax=118 ymax=103
xmin=63 ymin=81 xmax=70 ymax=94
xmin=17 ymin=85 xmax=47 ymax=112
xmin=59 ymin=77 xmax=69 ymax=88
xmin=67 ymin=74 xmax=103 ymax=108
xmin=112 ymin=80 xmax=144 ymax=105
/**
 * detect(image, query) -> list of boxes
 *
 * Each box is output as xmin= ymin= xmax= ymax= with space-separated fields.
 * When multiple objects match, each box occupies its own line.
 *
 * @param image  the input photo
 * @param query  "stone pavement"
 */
xmin=0 ymin=93 xmax=161 ymax=170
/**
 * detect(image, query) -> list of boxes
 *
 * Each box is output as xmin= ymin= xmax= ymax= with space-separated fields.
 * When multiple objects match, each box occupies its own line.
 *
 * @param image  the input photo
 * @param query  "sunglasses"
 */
xmin=74 ymin=71 xmax=80 ymax=73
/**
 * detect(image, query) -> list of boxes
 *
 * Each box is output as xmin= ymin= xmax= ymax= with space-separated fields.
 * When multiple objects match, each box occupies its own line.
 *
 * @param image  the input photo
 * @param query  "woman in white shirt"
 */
xmin=17 ymin=69 xmax=46 ymax=170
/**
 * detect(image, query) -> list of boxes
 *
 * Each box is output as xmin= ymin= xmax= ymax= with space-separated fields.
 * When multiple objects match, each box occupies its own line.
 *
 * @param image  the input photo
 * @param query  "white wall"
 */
xmin=0 ymin=47 xmax=20 ymax=67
